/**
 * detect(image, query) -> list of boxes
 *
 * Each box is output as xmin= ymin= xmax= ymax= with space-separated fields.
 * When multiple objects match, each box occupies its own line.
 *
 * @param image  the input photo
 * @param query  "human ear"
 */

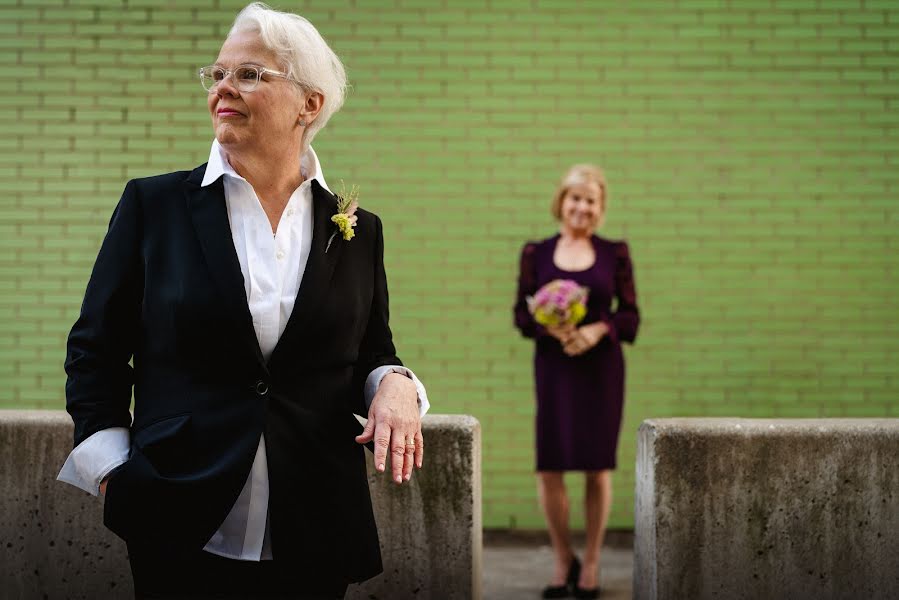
xmin=299 ymin=91 xmax=324 ymax=127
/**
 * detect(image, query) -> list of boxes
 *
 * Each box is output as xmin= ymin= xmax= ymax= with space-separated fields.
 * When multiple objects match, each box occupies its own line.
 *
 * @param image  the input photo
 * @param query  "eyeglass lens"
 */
xmin=200 ymin=66 xmax=261 ymax=92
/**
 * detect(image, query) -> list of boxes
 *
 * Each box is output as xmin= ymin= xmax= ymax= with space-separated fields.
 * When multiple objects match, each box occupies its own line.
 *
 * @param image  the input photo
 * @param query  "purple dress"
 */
xmin=514 ymin=234 xmax=640 ymax=471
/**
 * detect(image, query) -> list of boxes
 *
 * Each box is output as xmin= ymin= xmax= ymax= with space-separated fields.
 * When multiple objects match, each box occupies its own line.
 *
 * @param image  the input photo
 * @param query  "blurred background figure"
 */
xmin=515 ymin=165 xmax=639 ymax=598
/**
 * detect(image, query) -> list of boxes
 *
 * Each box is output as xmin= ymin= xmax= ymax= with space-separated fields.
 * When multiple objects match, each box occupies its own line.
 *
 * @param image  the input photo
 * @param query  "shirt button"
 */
xmin=286 ymin=208 xmax=295 ymax=217
xmin=276 ymin=250 xmax=285 ymax=260
xmin=255 ymin=381 xmax=269 ymax=396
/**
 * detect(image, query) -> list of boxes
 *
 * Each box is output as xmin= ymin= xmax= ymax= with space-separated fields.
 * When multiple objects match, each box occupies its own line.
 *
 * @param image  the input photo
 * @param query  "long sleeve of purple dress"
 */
xmin=514 ymin=242 xmax=547 ymax=340
xmin=601 ymin=241 xmax=640 ymax=344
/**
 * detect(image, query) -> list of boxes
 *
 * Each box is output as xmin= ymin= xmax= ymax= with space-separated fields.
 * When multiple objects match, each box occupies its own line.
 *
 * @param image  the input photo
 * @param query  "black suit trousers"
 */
xmin=127 ymin=544 xmax=348 ymax=599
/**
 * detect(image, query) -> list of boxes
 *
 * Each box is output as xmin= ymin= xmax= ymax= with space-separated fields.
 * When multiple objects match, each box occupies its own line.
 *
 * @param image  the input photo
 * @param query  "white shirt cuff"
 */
xmin=57 ymin=427 xmax=131 ymax=496
xmin=364 ymin=365 xmax=430 ymax=418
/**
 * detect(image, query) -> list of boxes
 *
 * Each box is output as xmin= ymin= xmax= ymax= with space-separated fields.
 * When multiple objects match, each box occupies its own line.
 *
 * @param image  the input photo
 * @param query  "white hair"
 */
xmin=229 ymin=2 xmax=348 ymax=149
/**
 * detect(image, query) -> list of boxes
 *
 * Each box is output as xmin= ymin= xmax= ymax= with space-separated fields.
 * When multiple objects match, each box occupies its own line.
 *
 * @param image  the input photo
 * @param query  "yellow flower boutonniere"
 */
xmin=326 ymin=180 xmax=359 ymax=253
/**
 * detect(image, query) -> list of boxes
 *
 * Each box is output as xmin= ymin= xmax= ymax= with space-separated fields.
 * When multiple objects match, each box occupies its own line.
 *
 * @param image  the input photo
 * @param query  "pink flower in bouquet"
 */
xmin=526 ymin=279 xmax=589 ymax=327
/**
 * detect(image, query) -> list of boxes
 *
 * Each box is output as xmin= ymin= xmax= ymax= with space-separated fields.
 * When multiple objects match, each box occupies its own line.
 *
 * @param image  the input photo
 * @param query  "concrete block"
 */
xmin=350 ymin=414 xmax=482 ymax=600
xmin=0 ymin=410 xmax=130 ymax=600
xmin=0 ymin=411 xmax=481 ymax=600
xmin=635 ymin=418 xmax=899 ymax=600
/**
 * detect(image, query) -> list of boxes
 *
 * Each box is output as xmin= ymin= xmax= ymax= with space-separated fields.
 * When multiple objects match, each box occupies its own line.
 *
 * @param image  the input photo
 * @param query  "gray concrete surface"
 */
xmin=483 ymin=533 xmax=634 ymax=600
xmin=0 ymin=410 xmax=481 ymax=600
xmin=635 ymin=418 xmax=899 ymax=600
xmin=349 ymin=414 xmax=482 ymax=600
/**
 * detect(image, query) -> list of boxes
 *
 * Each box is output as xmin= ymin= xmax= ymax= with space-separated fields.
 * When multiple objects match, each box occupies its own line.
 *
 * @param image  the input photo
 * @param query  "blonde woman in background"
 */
xmin=514 ymin=165 xmax=640 ymax=599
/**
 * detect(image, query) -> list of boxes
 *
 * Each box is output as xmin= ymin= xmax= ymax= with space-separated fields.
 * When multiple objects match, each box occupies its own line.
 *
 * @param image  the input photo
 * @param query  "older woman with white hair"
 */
xmin=57 ymin=3 xmax=428 ymax=598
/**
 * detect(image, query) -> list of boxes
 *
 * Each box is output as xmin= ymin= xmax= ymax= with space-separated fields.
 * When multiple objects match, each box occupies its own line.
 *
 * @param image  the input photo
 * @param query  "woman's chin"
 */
xmin=566 ymin=221 xmax=594 ymax=234
xmin=214 ymin=125 xmax=244 ymax=148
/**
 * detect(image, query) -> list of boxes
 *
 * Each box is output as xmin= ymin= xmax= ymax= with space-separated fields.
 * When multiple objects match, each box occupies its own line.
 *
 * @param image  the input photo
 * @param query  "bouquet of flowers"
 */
xmin=526 ymin=279 xmax=589 ymax=327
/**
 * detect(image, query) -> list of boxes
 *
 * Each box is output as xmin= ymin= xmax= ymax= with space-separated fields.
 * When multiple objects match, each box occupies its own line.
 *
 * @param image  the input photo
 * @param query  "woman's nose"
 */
xmin=215 ymin=74 xmax=240 ymax=97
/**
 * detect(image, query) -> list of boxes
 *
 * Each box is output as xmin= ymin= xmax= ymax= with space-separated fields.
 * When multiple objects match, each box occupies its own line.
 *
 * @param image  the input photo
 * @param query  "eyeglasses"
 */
xmin=198 ymin=64 xmax=297 ymax=93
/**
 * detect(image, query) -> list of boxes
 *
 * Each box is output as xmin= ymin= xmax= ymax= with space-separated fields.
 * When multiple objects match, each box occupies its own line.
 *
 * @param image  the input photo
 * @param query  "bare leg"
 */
xmin=537 ymin=471 xmax=575 ymax=586
xmin=580 ymin=470 xmax=612 ymax=589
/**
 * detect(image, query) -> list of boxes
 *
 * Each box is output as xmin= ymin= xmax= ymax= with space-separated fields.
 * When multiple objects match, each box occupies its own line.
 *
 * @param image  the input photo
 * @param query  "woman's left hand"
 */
xmin=562 ymin=321 xmax=609 ymax=356
xmin=355 ymin=373 xmax=423 ymax=484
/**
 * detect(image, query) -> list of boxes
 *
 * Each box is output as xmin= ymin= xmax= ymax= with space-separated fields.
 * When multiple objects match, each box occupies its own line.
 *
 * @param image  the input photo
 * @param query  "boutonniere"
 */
xmin=325 ymin=180 xmax=359 ymax=253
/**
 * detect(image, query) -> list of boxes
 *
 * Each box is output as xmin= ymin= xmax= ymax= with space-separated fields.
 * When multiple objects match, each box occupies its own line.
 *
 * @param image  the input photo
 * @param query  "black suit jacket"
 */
xmin=65 ymin=164 xmax=401 ymax=582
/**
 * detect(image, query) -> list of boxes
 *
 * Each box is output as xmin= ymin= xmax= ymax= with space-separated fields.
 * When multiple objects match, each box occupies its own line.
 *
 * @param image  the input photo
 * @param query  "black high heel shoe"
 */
xmin=541 ymin=556 xmax=581 ymax=599
xmin=573 ymin=585 xmax=601 ymax=599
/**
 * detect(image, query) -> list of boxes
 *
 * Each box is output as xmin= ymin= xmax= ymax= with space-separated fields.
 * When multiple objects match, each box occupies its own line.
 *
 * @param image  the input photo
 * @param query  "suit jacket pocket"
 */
xmin=133 ymin=412 xmax=192 ymax=476
xmin=133 ymin=412 xmax=192 ymax=448
xmin=103 ymin=413 xmax=193 ymax=543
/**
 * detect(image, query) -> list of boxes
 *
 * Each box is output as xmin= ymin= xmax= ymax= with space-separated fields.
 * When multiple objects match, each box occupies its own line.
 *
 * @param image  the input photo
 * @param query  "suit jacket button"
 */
xmin=255 ymin=381 xmax=269 ymax=396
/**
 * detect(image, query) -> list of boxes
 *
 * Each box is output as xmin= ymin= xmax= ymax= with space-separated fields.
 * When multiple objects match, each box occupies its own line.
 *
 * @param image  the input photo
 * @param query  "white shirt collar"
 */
xmin=200 ymin=138 xmax=330 ymax=193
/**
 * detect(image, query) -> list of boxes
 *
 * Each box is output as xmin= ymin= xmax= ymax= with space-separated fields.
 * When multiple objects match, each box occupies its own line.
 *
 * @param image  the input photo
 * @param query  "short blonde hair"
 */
xmin=551 ymin=164 xmax=607 ymax=222
xmin=229 ymin=2 xmax=348 ymax=149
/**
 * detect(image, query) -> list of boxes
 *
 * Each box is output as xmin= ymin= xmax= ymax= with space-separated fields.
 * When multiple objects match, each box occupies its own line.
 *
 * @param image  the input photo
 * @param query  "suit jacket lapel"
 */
xmin=184 ymin=164 xmax=266 ymax=369
xmin=270 ymin=179 xmax=343 ymax=362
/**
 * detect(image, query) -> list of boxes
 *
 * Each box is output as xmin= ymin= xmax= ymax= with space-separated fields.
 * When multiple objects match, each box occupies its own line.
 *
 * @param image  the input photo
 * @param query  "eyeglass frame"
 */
xmin=198 ymin=64 xmax=300 ymax=93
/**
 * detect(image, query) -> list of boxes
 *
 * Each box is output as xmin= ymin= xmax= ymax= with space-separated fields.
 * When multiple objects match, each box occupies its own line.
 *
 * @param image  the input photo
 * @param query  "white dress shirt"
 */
xmin=58 ymin=139 xmax=429 ymax=561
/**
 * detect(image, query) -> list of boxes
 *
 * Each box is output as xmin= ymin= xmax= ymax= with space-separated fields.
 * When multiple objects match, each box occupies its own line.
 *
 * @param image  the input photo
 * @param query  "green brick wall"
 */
xmin=2 ymin=1 xmax=898 ymax=530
